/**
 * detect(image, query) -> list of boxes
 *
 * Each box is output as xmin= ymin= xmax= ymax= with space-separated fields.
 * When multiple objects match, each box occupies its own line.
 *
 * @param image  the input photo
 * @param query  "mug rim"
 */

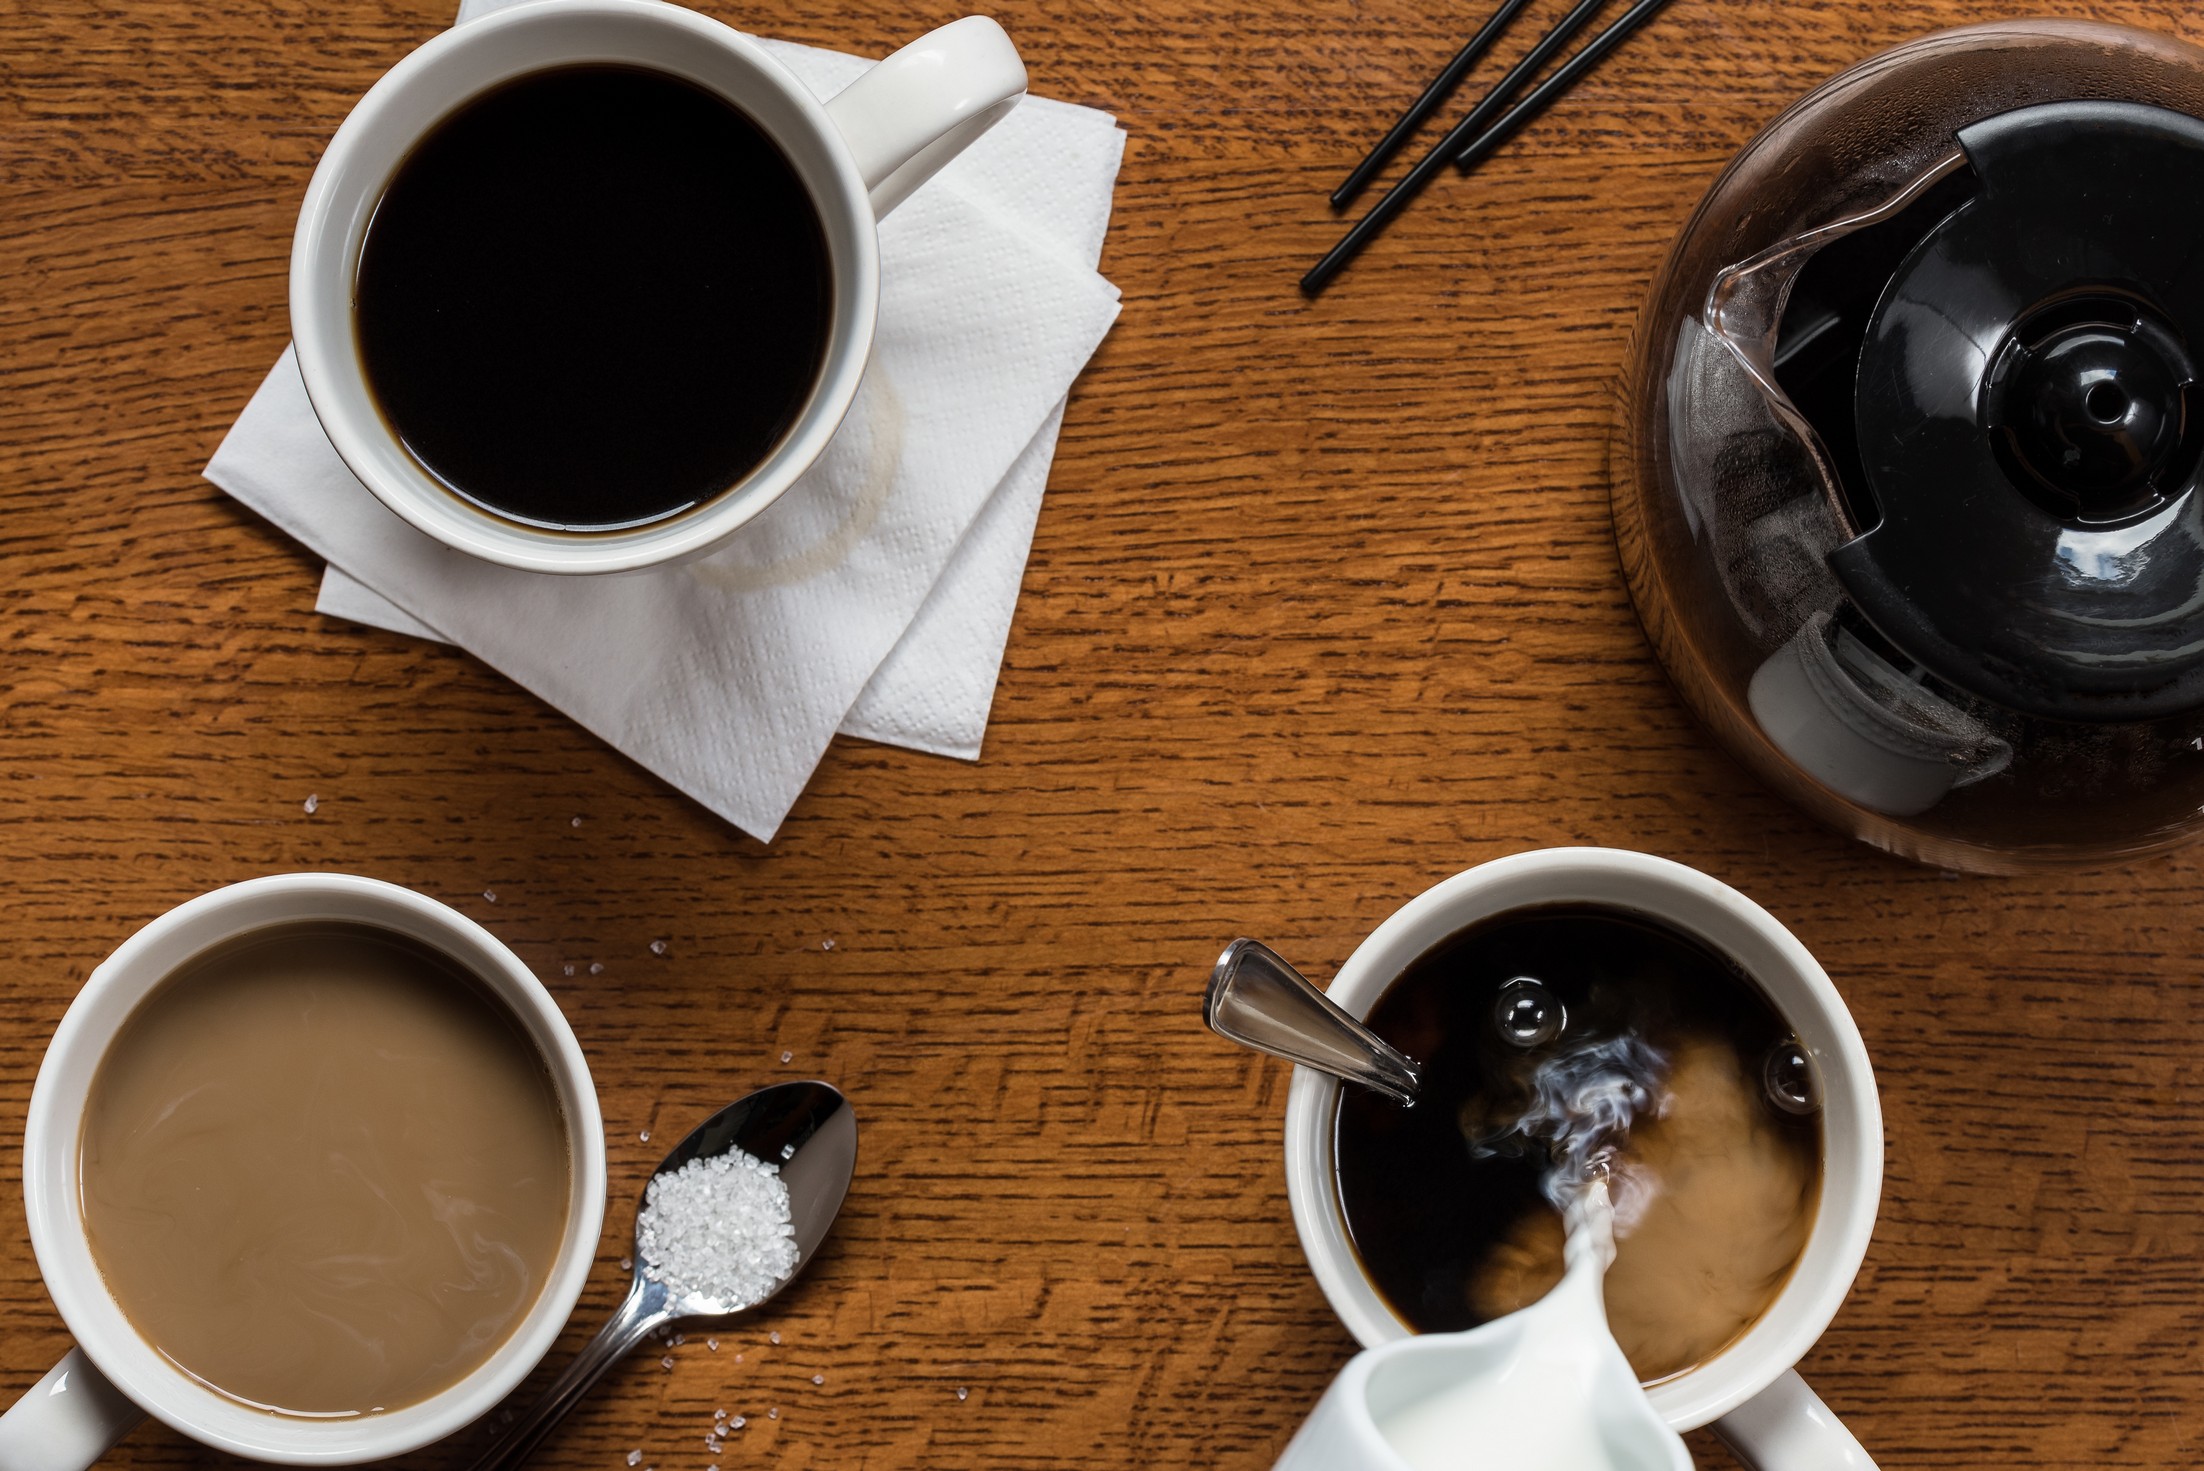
xmin=288 ymin=0 xmax=881 ymax=575
xmin=22 ymin=874 xmax=609 ymax=1463
xmin=1281 ymin=846 xmax=1884 ymax=1433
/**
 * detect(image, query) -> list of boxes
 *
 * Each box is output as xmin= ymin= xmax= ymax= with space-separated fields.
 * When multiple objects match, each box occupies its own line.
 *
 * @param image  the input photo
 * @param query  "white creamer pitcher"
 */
xmin=1274 ymin=1182 xmax=1691 ymax=1471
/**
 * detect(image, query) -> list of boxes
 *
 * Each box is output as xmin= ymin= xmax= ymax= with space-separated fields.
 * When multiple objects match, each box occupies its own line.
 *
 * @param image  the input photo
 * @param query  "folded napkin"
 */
xmin=208 ymin=7 xmax=1124 ymax=839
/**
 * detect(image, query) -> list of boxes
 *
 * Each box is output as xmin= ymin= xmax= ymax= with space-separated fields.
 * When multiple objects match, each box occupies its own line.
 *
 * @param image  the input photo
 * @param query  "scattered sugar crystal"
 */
xmin=562 ymin=964 xmax=576 ymax=978
xmin=810 ymin=1374 xmax=824 ymax=1386
xmin=634 ymin=1150 xmax=798 ymax=1307
xmin=779 ymin=1143 xmax=795 ymax=1161
xmin=734 ymin=1353 xmax=744 ymax=1364
xmin=672 ymin=1333 xmax=685 ymax=1346
xmin=483 ymin=890 xmax=497 ymax=903
xmin=707 ymin=1339 xmax=719 ymax=1352
xmin=767 ymin=1408 xmax=778 ymax=1421
xmin=660 ymin=1355 xmax=674 ymax=1370
xmin=571 ymin=816 xmax=583 ymax=827
xmin=627 ymin=1453 xmax=642 ymax=1467
xmin=619 ymin=1257 xmax=632 ymax=1272
xmin=730 ymin=1417 xmax=746 ymax=1430
xmin=640 ymin=1130 xmax=651 ymax=1143
xmin=957 ymin=1387 xmax=969 ymax=1401
xmin=821 ymin=938 xmax=836 ymax=951
xmin=589 ymin=962 xmax=605 ymax=975
xmin=779 ymin=1051 xmax=793 ymax=1064
xmin=768 ymin=1332 xmax=781 ymax=1345
xmin=705 ymin=1437 xmax=721 ymax=1453
xmin=302 ymin=794 xmax=319 ymax=815
xmin=650 ymin=939 xmax=668 ymax=956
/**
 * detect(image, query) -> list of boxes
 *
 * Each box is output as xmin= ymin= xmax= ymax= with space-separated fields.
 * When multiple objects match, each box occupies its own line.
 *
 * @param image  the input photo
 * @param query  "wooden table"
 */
xmin=8 ymin=0 xmax=2204 ymax=1463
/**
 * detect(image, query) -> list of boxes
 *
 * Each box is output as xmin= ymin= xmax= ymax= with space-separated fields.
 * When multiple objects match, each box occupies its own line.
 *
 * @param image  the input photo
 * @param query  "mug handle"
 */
xmin=822 ymin=15 xmax=1028 ymax=218
xmin=1714 ymin=1369 xmax=1878 ymax=1471
xmin=0 ymin=1347 xmax=144 ymax=1470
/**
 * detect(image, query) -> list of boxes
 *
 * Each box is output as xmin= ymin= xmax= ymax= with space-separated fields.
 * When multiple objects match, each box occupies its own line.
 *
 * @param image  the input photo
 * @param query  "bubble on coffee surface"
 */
xmin=1492 ymin=976 xmax=1566 ymax=1048
xmin=1761 ymin=1040 xmax=1819 ymax=1115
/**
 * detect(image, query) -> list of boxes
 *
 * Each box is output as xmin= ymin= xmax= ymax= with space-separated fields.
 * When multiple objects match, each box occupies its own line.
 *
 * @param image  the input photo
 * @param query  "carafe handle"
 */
xmin=0 ymin=1347 xmax=143 ymax=1471
xmin=823 ymin=16 xmax=1028 ymax=218
xmin=1714 ymin=1369 xmax=1878 ymax=1471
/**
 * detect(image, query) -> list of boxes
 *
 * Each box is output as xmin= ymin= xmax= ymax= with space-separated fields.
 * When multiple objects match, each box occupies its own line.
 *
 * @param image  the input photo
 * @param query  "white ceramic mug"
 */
xmin=0 ymin=875 xmax=609 ymax=1467
xmin=290 ymin=0 xmax=1028 ymax=575
xmin=1283 ymin=848 xmax=1883 ymax=1470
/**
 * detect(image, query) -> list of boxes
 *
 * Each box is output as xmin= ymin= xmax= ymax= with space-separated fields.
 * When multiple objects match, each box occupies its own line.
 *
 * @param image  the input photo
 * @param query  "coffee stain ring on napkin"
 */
xmin=688 ymin=371 xmax=906 ymax=594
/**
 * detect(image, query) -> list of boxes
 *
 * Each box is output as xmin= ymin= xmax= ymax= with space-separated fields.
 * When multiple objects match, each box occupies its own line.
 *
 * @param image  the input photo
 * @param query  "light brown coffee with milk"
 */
xmin=79 ymin=922 xmax=571 ymax=1416
xmin=1467 ymin=1035 xmax=1816 ymax=1381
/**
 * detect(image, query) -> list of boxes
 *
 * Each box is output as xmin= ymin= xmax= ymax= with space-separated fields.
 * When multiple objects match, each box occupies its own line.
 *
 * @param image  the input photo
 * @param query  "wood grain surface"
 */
xmin=8 ymin=0 xmax=2204 ymax=1464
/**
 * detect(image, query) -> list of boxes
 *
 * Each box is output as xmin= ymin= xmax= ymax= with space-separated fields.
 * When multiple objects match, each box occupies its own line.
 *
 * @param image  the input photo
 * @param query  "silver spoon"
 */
xmin=1204 ymin=939 xmax=1421 ymax=1105
xmin=465 ymin=1080 xmax=858 ymax=1470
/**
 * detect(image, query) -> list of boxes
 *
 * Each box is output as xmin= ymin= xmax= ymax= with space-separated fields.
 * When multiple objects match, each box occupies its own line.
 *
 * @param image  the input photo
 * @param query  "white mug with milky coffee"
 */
xmin=0 ymin=875 xmax=609 ymax=1467
xmin=290 ymin=0 xmax=1029 ymax=576
xmin=1281 ymin=848 xmax=1884 ymax=1471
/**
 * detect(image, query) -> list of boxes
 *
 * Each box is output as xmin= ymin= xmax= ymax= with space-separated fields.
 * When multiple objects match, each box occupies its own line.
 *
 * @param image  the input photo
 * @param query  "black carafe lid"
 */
xmin=1829 ymin=101 xmax=2204 ymax=722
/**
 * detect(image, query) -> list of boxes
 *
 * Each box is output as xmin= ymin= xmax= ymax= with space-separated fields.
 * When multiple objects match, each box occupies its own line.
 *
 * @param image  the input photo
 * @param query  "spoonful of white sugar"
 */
xmin=461 ymin=1081 xmax=856 ymax=1471
xmin=635 ymin=1149 xmax=801 ymax=1308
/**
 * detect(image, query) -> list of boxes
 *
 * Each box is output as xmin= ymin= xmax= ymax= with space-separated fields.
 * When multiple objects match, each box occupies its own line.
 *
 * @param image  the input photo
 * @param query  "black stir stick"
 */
xmin=1300 ymin=0 xmax=1611 ymax=295
xmin=1331 ymin=0 xmax=1539 ymax=210
xmin=1454 ymin=0 xmax=1676 ymax=170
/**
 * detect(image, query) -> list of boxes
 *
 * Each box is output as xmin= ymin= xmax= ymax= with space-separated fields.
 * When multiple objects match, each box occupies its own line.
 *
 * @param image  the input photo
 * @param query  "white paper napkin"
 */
xmin=318 ymin=394 xmax=1071 ymax=761
xmin=208 ymin=22 xmax=1124 ymax=840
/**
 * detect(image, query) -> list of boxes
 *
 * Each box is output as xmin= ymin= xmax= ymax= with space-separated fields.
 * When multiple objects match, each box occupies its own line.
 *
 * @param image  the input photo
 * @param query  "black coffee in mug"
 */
xmin=354 ymin=64 xmax=833 ymax=531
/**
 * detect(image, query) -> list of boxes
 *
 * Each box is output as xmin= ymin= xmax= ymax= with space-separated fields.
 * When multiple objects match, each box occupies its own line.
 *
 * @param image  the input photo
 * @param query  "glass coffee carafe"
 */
xmin=1617 ymin=20 xmax=2204 ymax=871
